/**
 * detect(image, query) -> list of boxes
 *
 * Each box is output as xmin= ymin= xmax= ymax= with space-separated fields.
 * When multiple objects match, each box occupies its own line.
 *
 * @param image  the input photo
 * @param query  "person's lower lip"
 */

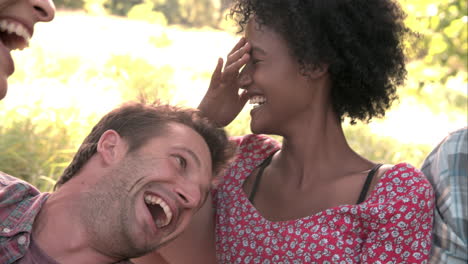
xmin=0 ymin=41 xmax=14 ymax=76
xmin=250 ymin=104 xmax=264 ymax=116
xmin=142 ymin=199 xmax=159 ymax=235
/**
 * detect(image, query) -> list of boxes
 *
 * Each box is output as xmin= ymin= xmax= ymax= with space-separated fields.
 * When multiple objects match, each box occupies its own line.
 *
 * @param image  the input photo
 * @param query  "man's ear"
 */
xmin=96 ymin=130 xmax=127 ymax=165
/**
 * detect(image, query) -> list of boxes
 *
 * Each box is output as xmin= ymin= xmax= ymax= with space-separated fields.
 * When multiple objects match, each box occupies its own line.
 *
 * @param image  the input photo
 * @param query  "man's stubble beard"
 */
xmin=77 ymin=156 xmax=154 ymax=259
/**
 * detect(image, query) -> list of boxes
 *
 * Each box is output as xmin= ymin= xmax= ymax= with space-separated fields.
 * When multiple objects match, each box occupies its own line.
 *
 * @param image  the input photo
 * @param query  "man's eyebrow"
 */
xmin=175 ymin=146 xmax=201 ymax=168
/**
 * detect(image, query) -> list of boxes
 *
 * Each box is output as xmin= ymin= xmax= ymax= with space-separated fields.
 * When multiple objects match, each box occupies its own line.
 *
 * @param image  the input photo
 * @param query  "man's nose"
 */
xmin=30 ymin=0 xmax=55 ymax=22
xmin=173 ymin=182 xmax=203 ymax=209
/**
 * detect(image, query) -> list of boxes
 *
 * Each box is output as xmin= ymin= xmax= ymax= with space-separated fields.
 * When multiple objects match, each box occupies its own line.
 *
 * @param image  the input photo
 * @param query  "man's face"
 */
xmin=0 ymin=0 xmax=55 ymax=100
xmin=81 ymin=122 xmax=213 ymax=258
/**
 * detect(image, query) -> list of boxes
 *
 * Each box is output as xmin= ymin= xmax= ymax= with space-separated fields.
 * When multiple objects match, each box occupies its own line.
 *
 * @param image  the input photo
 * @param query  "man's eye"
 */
xmin=176 ymin=156 xmax=187 ymax=169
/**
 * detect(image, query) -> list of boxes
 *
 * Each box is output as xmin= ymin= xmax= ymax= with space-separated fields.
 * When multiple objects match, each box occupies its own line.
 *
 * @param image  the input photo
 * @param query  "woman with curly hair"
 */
xmin=134 ymin=0 xmax=434 ymax=263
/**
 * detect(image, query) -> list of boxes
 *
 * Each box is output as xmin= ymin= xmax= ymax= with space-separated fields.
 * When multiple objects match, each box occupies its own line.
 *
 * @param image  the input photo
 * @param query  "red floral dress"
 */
xmin=213 ymin=134 xmax=434 ymax=264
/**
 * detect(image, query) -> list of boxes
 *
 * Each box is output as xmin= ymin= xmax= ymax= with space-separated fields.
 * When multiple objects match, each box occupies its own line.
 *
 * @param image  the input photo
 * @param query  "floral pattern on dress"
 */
xmin=213 ymin=134 xmax=434 ymax=264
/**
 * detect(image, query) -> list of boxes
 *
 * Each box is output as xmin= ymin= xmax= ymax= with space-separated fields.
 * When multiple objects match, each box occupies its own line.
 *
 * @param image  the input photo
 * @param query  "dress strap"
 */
xmin=249 ymin=151 xmax=277 ymax=204
xmin=356 ymin=163 xmax=383 ymax=204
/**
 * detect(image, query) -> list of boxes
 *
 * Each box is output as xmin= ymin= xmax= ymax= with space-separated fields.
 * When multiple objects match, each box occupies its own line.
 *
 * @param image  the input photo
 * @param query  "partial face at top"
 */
xmin=239 ymin=18 xmax=327 ymax=136
xmin=0 ymin=0 xmax=55 ymax=100
xmin=81 ymin=122 xmax=214 ymax=258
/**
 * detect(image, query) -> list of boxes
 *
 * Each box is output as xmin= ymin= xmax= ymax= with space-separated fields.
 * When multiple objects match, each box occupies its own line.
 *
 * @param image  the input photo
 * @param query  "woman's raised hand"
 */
xmin=198 ymin=38 xmax=251 ymax=127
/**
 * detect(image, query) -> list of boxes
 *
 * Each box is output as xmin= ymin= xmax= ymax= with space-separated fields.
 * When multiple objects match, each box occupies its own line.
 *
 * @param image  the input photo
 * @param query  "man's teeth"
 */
xmin=249 ymin=96 xmax=266 ymax=109
xmin=0 ymin=20 xmax=31 ymax=49
xmin=144 ymin=194 xmax=173 ymax=228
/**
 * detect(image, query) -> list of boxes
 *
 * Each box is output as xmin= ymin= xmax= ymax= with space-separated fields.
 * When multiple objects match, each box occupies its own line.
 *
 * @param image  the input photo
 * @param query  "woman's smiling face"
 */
xmin=239 ymin=18 xmax=320 ymax=136
xmin=0 ymin=0 xmax=55 ymax=100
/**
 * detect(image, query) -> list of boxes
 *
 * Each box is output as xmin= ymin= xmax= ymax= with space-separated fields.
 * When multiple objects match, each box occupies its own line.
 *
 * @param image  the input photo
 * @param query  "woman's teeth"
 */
xmin=249 ymin=96 xmax=266 ymax=109
xmin=144 ymin=194 xmax=173 ymax=228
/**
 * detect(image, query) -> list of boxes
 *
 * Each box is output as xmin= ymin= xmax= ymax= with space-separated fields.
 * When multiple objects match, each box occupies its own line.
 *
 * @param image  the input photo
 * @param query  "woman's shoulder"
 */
xmin=231 ymin=134 xmax=280 ymax=146
xmin=371 ymin=162 xmax=434 ymax=204
xmin=381 ymin=163 xmax=428 ymax=186
xmin=231 ymin=134 xmax=281 ymax=155
xmin=217 ymin=134 xmax=281 ymax=186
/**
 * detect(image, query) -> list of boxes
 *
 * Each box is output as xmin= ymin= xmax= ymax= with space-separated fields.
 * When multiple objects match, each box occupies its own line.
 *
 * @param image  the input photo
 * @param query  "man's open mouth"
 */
xmin=0 ymin=19 xmax=31 ymax=51
xmin=144 ymin=193 xmax=173 ymax=229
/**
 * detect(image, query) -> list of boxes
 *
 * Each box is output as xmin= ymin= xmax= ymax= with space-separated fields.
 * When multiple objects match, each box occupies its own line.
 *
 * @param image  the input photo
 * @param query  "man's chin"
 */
xmin=125 ymin=234 xmax=168 ymax=258
xmin=152 ymin=236 xmax=176 ymax=251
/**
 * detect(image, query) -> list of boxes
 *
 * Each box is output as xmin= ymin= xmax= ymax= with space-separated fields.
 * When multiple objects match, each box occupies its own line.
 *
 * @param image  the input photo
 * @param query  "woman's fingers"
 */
xmin=226 ymin=41 xmax=250 ymax=69
xmin=224 ymin=38 xmax=247 ymax=74
xmin=207 ymin=38 xmax=251 ymax=93
xmin=224 ymin=53 xmax=250 ymax=83
xmin=208 ymin=57 xmax=224 ymax=91
xmin=228 ymin=37 xmax=246 ymax=55
xmin=223 ymin=41 xmax=251 ymax=84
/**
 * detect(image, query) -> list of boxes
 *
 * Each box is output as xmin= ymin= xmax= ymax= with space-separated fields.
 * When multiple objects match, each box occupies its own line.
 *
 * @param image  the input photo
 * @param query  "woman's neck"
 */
xmin=273 ymin=113 xmax=372 ymax=188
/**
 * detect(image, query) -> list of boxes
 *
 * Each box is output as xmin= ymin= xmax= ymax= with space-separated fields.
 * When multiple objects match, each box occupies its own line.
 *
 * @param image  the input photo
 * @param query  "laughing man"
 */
xmin=0 ymin=102 xmax=235 ymax=263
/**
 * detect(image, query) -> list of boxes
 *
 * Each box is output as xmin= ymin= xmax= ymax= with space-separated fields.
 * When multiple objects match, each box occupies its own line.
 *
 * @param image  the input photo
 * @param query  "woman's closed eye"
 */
xmin=251 ymin=57 xmax=262 ymax=65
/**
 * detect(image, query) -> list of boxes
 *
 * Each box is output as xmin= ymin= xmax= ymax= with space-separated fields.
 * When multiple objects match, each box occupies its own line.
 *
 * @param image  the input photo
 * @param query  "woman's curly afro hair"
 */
xmin=230 ymin=0 xmax=411 ymax=123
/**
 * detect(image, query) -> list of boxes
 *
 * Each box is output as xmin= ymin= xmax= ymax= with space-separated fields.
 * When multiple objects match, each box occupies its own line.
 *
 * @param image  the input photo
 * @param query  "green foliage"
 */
xmin=54 ymin=0 xmax=229 ymax=28
xmin=121 ymin=0 xmax=225 ymax=27
xmin=224 ymin=109 xmax=251 ymax=136
xmin=127 ymin=2 xmax=168 ymax=25
xmin=157 ymin=0 xmax=222 ymax=27
xmin=148 ymin=32 xmax=172 ymax=48
xmin=53 ymin=0 xmax=85 ymax=10
xmin=404 ymin=0 xmax=467 ymax=71
xmin=84 ymin=0 xmax=108 ymax=15
xmin=0 ymin=106 xmax=82 ymax=192
xmin=2 ymin=52 xmax=177 ymax=192
xmin=405 ymin=61 xmax=467 ymax=114
xmin=105 ymin=0 xmax=144 ymax=16
xmin=343 ymin=124 xmax=433 ymax=168
xmin=104 ymin=55 xmax=175 ymax=103
xmin=401 ymin=0 xmax=467 ymax=126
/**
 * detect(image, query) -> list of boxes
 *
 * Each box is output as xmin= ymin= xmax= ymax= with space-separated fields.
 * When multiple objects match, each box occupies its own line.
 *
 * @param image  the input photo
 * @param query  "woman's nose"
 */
xmin=239 ymin=63 xmax=252 ymax=89
xmin=30 ymin=0 xmax=55 ymax=22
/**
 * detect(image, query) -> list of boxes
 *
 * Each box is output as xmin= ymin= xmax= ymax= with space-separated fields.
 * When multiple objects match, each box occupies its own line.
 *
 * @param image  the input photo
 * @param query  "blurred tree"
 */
xmin=84 ymin=0 xmax=108 ymax=15
xmin=127 ymin=1 xmax=168 ymax=25
xmin=53 ymin=0 xmax=85 ymax=9
xmin=52 ymin=0 xmax=467 ymax=49
xmin=404 ymin=0 xmax=467 ymax=73
xmin=401 ymin=0 xmax=467 ymax=115
xmin=104 ymin=55 xmax=176 ymax=103
xmin=54 ymin=0 xmax=227 ymax=28
xmin=105 ymin=0 xmax=143 ymax=16
xmin=149 ymin=0 xmax=223 ymax=27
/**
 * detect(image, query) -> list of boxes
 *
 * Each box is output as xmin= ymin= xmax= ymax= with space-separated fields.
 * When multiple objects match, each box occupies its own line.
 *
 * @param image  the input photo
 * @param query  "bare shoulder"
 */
xmin=375 ymin=163 xmax=430 ymax=188
xmin=364 ymin=163 xmax=394 ymax=199
xmin=133 ymin=195 xmax=217 ymax=264
xmin=376 ymin=164 xmax=395 ymax=179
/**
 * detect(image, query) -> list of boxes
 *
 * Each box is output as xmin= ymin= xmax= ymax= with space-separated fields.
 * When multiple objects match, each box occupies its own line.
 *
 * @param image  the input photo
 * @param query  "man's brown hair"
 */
xmin=55 ymin=101 xmax=235 ymax=189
